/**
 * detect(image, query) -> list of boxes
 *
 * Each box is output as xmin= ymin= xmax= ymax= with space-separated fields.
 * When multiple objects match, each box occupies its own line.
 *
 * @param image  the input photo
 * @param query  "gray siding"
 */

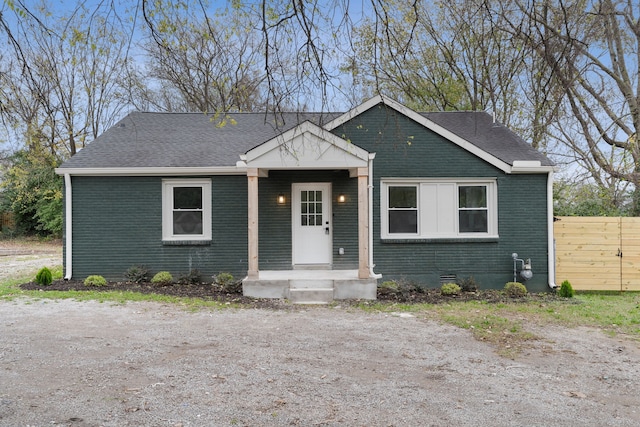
xmin=68 ymin=175 xmax=247 ymax=281
xmin=333 ymin=105 xmax=550 ymax=292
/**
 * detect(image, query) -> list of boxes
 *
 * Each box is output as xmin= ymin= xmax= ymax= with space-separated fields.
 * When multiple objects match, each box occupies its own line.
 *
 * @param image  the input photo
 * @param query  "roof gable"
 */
xmin=326 ymin=95 xmax=553 ymax=174
xmin=243 ymin=121 xmax=370 ymax=171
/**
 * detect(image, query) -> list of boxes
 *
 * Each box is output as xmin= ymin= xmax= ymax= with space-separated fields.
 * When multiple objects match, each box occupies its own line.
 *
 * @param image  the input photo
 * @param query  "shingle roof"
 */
xmin=422 ymin=111 xmax=553 ymax=167
xmin=59 ymin=112 xmax=338 ymax=169
xmin=58 ymin=104 xmax=552 ymax=170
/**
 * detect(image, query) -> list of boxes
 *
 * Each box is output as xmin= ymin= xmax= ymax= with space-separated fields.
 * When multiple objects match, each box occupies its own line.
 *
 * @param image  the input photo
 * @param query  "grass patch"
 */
xmin=0 ymin=269 xmax=238 ymax=310
xmin=354 ymin=292 xmax=640 ymax=358
xmin=540 ymin=292 xmax=640 ymax=334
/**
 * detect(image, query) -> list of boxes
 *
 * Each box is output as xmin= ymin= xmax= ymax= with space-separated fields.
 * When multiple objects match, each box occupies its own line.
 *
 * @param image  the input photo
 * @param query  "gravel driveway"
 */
xmin=1 ymin=245 xmax=639 ymax=426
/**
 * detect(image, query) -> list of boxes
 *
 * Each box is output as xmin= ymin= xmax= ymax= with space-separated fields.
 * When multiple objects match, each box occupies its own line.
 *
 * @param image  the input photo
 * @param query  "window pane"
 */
xmin=459 ymin=186 xmax=486 ymax=208
xmin=459 ymin=210 xmax=488 ymax=233
xmin=174 ymin=187 xmax=203 ymax=209
xmin=389 ymin=187 xmax=417 ymax=208
xmin=315 ymin=191 xmax=322 ymax=202
xmin=173 ymin=211 xmax=203 ymax=234
xmin=389 ymin=210 xmax=417 ymax=233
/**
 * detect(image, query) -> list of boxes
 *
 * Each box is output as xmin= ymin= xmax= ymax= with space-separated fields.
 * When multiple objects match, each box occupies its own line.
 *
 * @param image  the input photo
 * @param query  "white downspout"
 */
xmin=547 ymin=171 xmax=557 ymax=289
xmin=368 ymin=153 xmax=382 ymax=279
xmin=63 ymin=173 xmax=73 ymax=280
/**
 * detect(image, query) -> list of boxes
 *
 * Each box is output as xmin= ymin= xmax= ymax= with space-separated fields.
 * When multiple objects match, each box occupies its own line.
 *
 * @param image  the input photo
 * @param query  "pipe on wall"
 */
xmin=63 ymin=173 xmax=73 ymax=280
xmin=547 ymin=171 xmax=557 ymax=289
xmin=368 ymin=153 xmax=382 ymax=279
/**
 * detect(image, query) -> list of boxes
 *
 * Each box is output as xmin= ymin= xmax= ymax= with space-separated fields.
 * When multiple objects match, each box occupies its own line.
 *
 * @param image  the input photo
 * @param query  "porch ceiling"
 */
xmin=242 ymin=121 xmax=369 ymax=172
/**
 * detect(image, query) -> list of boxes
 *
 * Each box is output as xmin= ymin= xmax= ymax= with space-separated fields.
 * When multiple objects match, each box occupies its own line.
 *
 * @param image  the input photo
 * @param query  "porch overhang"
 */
xmin=242 ymin=121 xmax=377 ymax=295
xmin=242 ymin=120 xmax=369 ymax=174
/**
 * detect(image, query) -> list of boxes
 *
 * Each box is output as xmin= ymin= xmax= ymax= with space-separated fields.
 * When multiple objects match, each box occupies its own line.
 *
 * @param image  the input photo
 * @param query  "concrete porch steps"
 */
xmin=289 ymin=288 xmax=335 ymax=304
xmin=289 ymin=279 xmax=334 ymax=304
xmin=242 ymin=269 xmax=378 ymax=303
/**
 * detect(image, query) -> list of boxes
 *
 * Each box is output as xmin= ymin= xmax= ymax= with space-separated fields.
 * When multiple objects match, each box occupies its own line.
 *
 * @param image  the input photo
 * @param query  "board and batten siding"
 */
xmin=68 ymin=175 xmax=248 ymax=281
xmin=332 ymin=104 xmax=550 ymax=291
xmin=555 ymin=216 xmax=640 ymax=291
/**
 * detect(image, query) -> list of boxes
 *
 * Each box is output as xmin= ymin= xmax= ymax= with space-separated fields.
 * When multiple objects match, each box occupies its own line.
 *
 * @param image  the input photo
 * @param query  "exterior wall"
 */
xmin=257 ymin=170 xmax=358 ymax=270
xmin=67 ymin=175 xmax=248 ymax=281
xmin=65 ymin=103 xmax=550 ymax=292
xmin=332 ymin=105 xmax=550 ymax=292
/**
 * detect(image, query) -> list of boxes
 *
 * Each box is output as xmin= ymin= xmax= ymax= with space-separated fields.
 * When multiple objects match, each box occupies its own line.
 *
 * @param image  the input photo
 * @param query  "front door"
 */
xmin=292 ymin=183 xmax=332 ymax=266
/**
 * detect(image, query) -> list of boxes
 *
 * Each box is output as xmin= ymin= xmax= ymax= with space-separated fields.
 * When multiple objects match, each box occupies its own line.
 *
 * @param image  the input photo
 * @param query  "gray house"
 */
xmin=56 ymin=96 xmax=556 ymax=302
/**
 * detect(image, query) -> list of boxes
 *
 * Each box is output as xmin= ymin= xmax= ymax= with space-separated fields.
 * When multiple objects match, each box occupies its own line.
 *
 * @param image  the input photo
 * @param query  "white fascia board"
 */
xmin=54 ymin=166 xmax=247 ymax=176
xmin=326 ymin=95 xmax=515 ymax=174
xmin=509 ymin=162 xmax=556 ymax=174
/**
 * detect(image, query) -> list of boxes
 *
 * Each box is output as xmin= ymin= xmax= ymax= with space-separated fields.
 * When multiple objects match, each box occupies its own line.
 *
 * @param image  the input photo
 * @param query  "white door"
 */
xmin=292 ymin=183 xmax=332 ymax=266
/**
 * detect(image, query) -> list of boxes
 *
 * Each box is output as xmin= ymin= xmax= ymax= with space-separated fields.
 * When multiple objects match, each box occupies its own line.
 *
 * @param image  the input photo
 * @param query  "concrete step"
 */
xmin=289 ymin=288 xmax=334 ymax=304
xmin=289 ymin=279 xmax=334 ymax=289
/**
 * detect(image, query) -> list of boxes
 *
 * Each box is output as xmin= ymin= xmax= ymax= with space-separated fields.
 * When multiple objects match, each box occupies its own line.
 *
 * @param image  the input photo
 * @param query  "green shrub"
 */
xmin=558 ymin=280 xmax=575 ymax=298
xmin=457 ymin=276 xmax=478 ymax=292
xmin=84 ymin=275 xmax=107 ymax=287
xmin=35 ymin=266 xmax=53 ymax=286
xmin=178 ymin=269 xmax=202 ymax=285
xmin=505 ymin=281 xmax=527 ymax=298
xmin=124 ymin=265 xmax=150 ymax=283
xmin=214 ymin=272 xmax=241 ymax=293
xmin=440 ymin=282 xmax=461 ymax=296
xmin=151 ymin=271 xmax=173 ymax=286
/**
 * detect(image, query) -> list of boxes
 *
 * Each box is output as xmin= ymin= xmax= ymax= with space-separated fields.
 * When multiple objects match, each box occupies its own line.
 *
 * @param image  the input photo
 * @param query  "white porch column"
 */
xmin=357 ymin=167 xmax=370 ymax=279
xmin=247 ymin=168 xmax=259 ymax=279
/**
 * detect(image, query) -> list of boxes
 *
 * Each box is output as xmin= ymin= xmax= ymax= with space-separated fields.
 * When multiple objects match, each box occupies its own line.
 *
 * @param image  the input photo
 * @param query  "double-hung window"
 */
xmin=162 ymin=179 xmax=212 ymax=242
xmin=381 ymin=179 xmax=497 ymax=239
xmin=388 ymin=186 xmax=418 ymax=234
xmin=458 ymin=185 xmax=489 ymax=233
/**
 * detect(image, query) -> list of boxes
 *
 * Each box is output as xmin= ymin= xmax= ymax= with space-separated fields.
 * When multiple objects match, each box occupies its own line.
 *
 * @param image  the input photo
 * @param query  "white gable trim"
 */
xmin=54 ymin=166 xmax=247 ymax=176
xmin=325 ymin=95 xmax=551 ymax=175
xmin=244 ymin=120 xmax=369 ymax=170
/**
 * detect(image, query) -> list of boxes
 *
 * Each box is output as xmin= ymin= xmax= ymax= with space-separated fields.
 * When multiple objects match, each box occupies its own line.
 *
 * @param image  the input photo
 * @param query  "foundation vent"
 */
xmin=439 ymin=274 xmax=457 ymax=285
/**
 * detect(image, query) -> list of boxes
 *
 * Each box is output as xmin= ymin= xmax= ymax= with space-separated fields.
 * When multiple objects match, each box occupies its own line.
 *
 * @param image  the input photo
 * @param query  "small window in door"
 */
xmin=301 ymin=190 xmax=323 ymax=226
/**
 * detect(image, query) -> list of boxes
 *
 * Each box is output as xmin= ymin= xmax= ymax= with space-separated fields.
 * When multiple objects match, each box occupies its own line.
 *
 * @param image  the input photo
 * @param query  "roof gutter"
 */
xmin=54 ymin=166 xmax=247 ymax=176
xmin=510 ymin=161 xmax=556 ymax=174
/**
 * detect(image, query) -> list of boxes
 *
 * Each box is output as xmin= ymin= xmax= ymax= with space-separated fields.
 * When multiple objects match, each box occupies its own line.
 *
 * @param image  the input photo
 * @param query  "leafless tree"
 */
xmin=139 ymin=3 xmax=271 ymax=113
xmin=489 ymin=0 xmax=640 ymax=211
xmin=0 ymin=1 xmax=131 ymax=156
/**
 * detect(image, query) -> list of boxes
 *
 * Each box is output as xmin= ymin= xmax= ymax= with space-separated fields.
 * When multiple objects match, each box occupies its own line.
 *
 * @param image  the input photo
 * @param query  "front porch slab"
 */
xmin=242 ymin=270 xmax=378 ymax=303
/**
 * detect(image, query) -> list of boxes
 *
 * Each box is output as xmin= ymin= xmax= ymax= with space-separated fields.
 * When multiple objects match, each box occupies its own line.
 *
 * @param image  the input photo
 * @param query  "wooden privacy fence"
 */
xmin=555 ymin=216 xmax=640 ymax=291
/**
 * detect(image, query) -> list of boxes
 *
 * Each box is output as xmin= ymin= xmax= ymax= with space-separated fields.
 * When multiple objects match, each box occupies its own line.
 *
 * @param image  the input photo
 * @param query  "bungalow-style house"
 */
xmin=55 ymin=96 xmax=556 ymax=302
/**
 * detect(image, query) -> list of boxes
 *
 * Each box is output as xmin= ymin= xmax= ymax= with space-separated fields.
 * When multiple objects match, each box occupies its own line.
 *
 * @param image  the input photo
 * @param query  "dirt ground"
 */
xmin=1 ymin=241 xmax=640 ymax=426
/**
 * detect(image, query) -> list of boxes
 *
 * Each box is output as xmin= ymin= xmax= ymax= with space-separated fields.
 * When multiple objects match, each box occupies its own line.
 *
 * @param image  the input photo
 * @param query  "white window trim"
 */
xmin=381 ymin=178 xmax=498 ymax=239
xmin=162 ymin=179 xmax=212 ymax=241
